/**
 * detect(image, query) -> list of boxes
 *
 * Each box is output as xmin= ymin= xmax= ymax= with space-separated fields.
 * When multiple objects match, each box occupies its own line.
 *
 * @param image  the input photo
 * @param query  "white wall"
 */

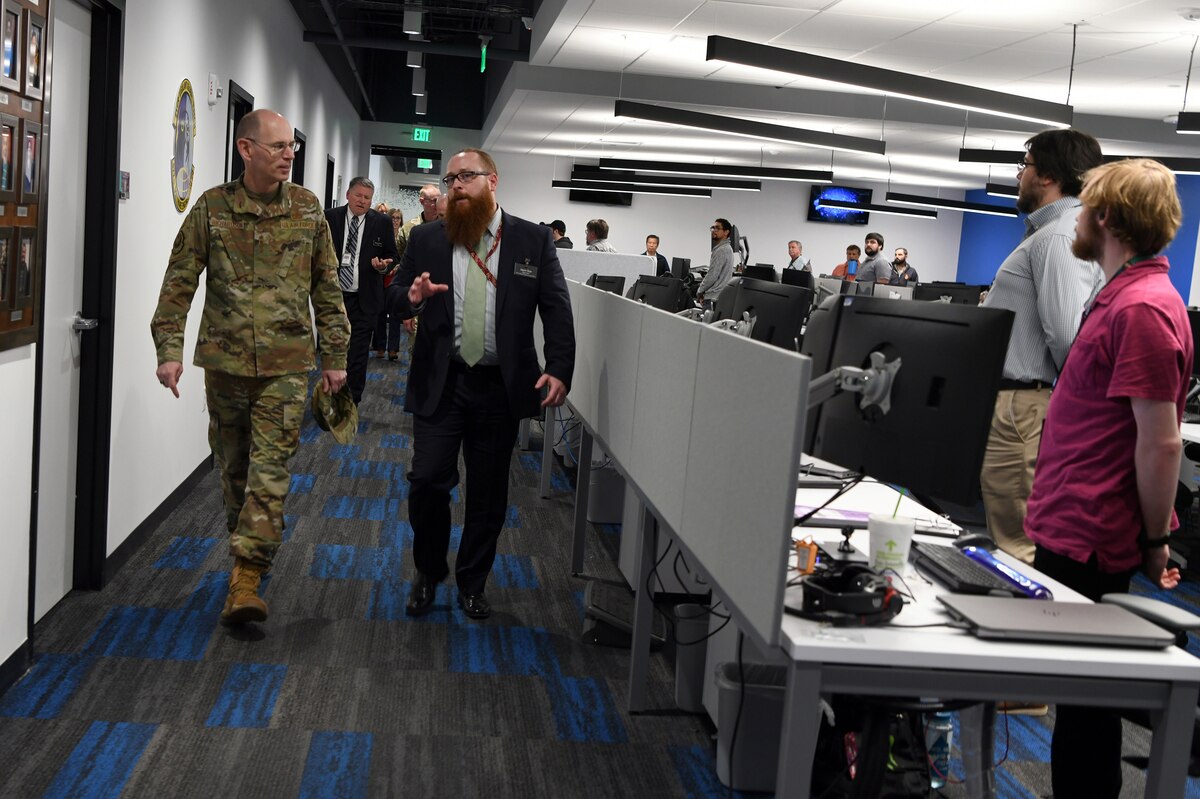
xmin=348 ymin=138 xmax=966 ymax=278
xmin=0 ymin=346 xmax=34 ymax=669
xmin=107 ymin=0 xmax=363 ymax=555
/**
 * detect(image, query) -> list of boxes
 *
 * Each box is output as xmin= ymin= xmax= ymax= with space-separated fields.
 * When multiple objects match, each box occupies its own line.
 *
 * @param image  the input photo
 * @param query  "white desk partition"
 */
xmin=584 ymin=288 xmax=645 ymax=469
xmin=679 ymin=327 xmax=811 ymax=650
xmin=557 ymin=249 xmax=657 ymax=293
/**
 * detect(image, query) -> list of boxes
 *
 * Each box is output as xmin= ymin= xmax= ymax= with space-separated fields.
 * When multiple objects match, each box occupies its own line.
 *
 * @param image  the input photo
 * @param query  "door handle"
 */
xmin=72 ymin=312 xmax=98 ymax=332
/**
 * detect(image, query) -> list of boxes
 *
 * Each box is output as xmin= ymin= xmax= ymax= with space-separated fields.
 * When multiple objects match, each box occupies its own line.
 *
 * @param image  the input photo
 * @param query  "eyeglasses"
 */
xmin=710 ymin=225 xmax=726 ymax=231
xmin=441 ymin=171 xmax=492 ymax=187
xmin=1017 ymin=159 xmax=1035 ymax=174
xmin=245 ymin=139 xmax=301 ymax=156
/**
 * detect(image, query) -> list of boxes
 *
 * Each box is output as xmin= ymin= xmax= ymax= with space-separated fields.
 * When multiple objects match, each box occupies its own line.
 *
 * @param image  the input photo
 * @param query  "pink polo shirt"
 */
xmin=1025 ymin=257 xmax=1192 ymax=573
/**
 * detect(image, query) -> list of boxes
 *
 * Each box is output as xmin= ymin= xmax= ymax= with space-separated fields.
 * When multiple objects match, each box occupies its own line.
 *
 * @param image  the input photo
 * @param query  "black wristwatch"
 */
xmin=1140 ymin=531 xmax=1171 ymax=549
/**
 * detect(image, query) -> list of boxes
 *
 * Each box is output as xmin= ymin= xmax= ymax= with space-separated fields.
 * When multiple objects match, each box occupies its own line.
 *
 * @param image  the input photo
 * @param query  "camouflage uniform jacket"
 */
xmin=152 ymin=179 xmax=350 ymax=376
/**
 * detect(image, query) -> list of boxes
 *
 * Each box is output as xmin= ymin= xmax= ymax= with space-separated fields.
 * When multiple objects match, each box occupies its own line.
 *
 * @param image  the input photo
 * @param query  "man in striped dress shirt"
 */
xmin=979 ymin=128 xmax=1104 ymax=563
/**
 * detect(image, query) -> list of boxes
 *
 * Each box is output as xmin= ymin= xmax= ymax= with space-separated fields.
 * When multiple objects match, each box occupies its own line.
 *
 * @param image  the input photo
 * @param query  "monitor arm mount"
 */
xmin=807 ymin=351 xmax=901 ymax=415
xmin=675 ymin=308 xmax=756 ymax=338
xmin=803 ymin=351 xmax=902 ymax=556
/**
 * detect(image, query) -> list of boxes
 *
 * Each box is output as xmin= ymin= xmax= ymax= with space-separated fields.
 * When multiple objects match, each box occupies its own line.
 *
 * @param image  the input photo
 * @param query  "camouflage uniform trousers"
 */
xmin=204 ymin=370 xmax=306 ymax=568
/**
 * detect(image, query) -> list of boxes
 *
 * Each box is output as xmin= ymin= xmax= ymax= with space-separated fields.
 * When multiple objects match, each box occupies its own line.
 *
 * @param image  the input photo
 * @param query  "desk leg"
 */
xmin=960 ymin=702 xmax=996 ymax=799
xmin=539 ymin=409 xmax=555 ymax=499
xmin=627 ymin=506 xmax=657 ymax=713
xmin=1145 ymin=680 xmax=1199 ymax=799
xmin=776 ymin=662 xmax=822 ymax=797
xmin=518 ymin=417 xmax=531 ymax=450
xmin=570 ymin=429 xmax=594 ymax=575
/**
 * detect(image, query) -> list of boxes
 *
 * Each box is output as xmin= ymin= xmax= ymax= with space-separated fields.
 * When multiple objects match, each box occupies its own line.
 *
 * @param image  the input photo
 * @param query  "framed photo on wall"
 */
xmin=19 ymin=117 xmax=38 ymax=202
xmin=0 ymin=112 xmax=16 ymax=203
xmin=14 ymin=226 xmax=32 ymax=308
xmin=0 ymin=1 xmax=19 ymax=93
xmin=0 ymin=226 xmax=10 ymax=308
xmin=22 ymin=9 xmax=43 ymax=101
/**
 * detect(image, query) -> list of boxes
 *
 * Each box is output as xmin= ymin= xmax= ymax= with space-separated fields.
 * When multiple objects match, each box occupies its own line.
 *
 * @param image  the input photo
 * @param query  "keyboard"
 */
xmin=910 ymin=542 xmax=1024 ymax=597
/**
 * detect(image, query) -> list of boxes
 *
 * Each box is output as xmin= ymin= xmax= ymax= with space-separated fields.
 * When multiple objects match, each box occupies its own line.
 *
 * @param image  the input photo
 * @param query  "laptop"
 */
xmin=939 ymin=594 xmax=1175 ymax=649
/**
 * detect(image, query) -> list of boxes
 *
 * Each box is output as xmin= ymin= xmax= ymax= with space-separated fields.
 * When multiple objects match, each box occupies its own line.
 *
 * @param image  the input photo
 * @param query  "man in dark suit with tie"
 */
xmin=395 ymin=147 xmax=575 ymax=619
xmin=325 ymin=177 xmax=399 ymax=404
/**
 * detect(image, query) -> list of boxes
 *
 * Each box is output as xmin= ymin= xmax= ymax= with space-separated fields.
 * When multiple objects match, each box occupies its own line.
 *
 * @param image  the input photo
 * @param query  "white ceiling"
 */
xmin=483 ymin=0 xmax=1200 ymax=190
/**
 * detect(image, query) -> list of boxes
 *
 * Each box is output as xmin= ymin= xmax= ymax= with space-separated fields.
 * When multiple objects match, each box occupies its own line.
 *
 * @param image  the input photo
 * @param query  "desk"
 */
xmin=774 ymin=528 xmax=1200 ymax=798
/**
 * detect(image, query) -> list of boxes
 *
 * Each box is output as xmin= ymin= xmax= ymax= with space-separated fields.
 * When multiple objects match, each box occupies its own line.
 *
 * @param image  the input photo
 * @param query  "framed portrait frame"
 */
xmin=171 ymin=79 xmax=196 ymax=212
xmin=22 ymin=8 xmax=43 ymax=101
xmin=13 ymin=226 xmax=31 ymax=309
xmin=0 ymin=226 xmax=10 ymax=309
xmin=0 ymin=112 xmax=16 ymax=203
xmin=0 ymin=1 xmax=20 ymax=93
xmin=18 ymin=117 xmax=38 ymax=202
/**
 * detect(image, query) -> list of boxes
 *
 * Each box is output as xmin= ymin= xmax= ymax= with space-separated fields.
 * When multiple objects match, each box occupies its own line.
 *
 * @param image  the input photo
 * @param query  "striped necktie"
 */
xmin=338 ymin=214 xmax=361 ymax=291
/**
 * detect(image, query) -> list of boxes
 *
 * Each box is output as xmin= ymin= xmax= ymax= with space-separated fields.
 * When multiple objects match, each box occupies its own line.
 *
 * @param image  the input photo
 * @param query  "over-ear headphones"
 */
xmin=793 ymin=563 xmax=904 ymax=626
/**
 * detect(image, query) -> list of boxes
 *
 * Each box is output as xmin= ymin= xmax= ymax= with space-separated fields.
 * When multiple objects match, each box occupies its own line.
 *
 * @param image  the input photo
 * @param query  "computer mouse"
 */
xmin=952 ymin=533 xmax=996 ymax=551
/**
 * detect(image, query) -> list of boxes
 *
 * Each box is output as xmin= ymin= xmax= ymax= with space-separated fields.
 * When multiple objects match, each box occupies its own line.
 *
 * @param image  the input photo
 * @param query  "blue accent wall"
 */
xmin=955 ymin=190 xmax=1023 ymax=286
xmin=1163 ymin=174 xmax=1200 ymax=302
xmin=957 ymin=179 xmax=1200 ymax=303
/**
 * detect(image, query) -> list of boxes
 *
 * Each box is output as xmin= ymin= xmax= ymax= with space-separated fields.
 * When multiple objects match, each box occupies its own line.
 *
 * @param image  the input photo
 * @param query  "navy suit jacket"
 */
xmin=391 ymin=210 xmax=576 ymax=420
xmin=324 ymin=206 xmax=399 ymax=317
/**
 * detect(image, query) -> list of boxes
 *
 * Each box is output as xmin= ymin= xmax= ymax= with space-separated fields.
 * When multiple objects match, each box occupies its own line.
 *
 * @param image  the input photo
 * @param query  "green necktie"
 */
xmin=460 ymin=236 xmax=488 ymax=366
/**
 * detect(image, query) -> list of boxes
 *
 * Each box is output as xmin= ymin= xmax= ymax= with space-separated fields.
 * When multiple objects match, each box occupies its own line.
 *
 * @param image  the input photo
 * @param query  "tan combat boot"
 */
xmin=221 ymin=557 xmax=269 ymax=624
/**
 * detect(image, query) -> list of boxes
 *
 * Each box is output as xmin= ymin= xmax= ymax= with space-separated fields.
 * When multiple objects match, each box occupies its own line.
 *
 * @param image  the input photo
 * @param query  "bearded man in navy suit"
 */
xmin=394 ymin=147 xmax=575 ymax=619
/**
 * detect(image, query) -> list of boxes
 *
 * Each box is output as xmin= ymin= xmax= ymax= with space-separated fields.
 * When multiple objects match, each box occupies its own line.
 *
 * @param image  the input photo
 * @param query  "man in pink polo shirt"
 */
xmin=1025 ymin=158 xmax=1192 ymax=798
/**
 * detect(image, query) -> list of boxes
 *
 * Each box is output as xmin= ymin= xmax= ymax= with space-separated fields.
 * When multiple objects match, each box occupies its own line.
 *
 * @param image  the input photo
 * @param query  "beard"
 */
xmin=444 ymin=191 xmax=496 ymax=249
xmin=1016 ymin=183 xmax=1039 ymax=215
xmin=1071 ymin=211 xmax=1103 ymax=262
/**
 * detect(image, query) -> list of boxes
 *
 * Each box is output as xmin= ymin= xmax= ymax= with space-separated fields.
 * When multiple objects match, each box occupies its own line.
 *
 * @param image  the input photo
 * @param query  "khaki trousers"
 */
xmin=979 ymin=388 xmax=1051 ymax=564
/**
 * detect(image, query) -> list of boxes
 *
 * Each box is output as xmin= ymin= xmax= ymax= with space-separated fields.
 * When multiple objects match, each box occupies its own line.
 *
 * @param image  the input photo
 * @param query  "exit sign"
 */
xmin=417 ymin=158 xmax=433 ymax=169
xmin=413 ymin=128 xmax=431 ymax=143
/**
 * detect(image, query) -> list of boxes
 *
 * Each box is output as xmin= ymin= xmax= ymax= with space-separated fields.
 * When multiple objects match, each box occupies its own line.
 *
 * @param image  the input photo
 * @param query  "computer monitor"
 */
xmin=781 ymin=269 xmax=814 ymax=291
xmin=802 ymin=295 xmax=1014 ymax=504
xmin=912 ymin=282 xmax=988 ymax=305
xmin=816 ymin=276 xmax=852 ymax=306
xmin=671 ymin=257 xmax=691 ymax=281
xmin=631 ymin=274 xmax=685 ymax=312
xmin=585 ymin=273 xmax=626 ymax=295
xmin=878 ymin=285 xmax=914 ymax=301
xmin=741 ymin=264 xmax=777 ymax=282
xmin=853 ymin=282 xmax=876 ymax=297
xmin=728 ymin=278 xmax=814 ymax=351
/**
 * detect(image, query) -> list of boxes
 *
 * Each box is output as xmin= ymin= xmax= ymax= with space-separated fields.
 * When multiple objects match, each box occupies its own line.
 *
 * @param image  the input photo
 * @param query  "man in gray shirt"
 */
xmin=696 ymin=217 xmax=735 ymax=306
xmin=585 ymin=219 xmax=617 ymax=252
xmin=855 ymin=232 xmax=894 ymax=283
xmin=980 ymin=128 xmax=1103 ymax=563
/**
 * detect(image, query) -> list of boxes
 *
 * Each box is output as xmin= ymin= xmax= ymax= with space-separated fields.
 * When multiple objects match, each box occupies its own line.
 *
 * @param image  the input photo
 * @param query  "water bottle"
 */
xmin=926 ymin=711 xmax=953 ymax=789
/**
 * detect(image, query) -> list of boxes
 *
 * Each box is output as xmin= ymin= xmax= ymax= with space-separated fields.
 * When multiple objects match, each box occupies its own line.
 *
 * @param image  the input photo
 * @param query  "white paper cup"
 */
xmin=869 ymin=514 xmax=915 ymax=574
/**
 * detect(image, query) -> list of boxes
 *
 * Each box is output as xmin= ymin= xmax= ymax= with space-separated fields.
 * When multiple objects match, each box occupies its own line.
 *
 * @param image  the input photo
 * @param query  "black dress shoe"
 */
xmin=406 ymin=575 xmax=437 ymax=616
xmin=457 ymin=591 xmax=491 ymax=619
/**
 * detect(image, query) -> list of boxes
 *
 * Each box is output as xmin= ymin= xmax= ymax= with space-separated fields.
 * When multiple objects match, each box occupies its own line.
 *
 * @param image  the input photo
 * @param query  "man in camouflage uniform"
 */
xmin=151 ymin=109 xmax=349 ymax=625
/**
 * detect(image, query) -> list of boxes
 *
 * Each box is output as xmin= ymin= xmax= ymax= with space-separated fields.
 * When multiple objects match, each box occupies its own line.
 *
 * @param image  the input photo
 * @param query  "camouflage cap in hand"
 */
xmin=311 ymin=381 xmax=358 ymax=445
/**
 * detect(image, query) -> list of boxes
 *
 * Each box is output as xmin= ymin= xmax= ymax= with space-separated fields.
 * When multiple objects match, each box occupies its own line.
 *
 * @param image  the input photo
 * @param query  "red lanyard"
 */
xmin=469 ymin=223 xmax=503 ymax=286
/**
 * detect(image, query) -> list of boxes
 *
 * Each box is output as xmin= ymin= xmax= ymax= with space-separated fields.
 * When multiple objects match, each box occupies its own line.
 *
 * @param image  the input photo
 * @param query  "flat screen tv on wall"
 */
xmin=808 ymin=185 xmax=871 ymax=225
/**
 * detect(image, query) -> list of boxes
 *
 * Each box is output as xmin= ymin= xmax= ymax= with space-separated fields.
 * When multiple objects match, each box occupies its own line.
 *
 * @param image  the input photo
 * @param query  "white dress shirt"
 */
xmin=453 ymin=205 xmax=502 ymax=365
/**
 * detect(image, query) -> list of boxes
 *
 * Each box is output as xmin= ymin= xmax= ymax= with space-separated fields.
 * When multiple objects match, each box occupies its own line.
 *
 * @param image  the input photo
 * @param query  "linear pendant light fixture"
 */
xmin=706 ymin=35 xmax=1073 ymax=128
xmin=817 ymin=198 xmax=938 ymax=220
xmin=571 ymin=167 xmax=761 ymax=191
xmin=960 ymin=148 xmax=1200 ymax=175
xmin=614 ymin=99 xmax=886 ymax=155
xmin=886 ymin=191 xmax=1018 ymax=217
xmin=1179 ymin=112 xmax=1200 ymax=133
xmin=986 ymin=182 xmax=1019 ymax=198
xmin=552 ymin=179 xmax=712 ymax=198
xmin=596 ymin=157 xmax=832 ymax=183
